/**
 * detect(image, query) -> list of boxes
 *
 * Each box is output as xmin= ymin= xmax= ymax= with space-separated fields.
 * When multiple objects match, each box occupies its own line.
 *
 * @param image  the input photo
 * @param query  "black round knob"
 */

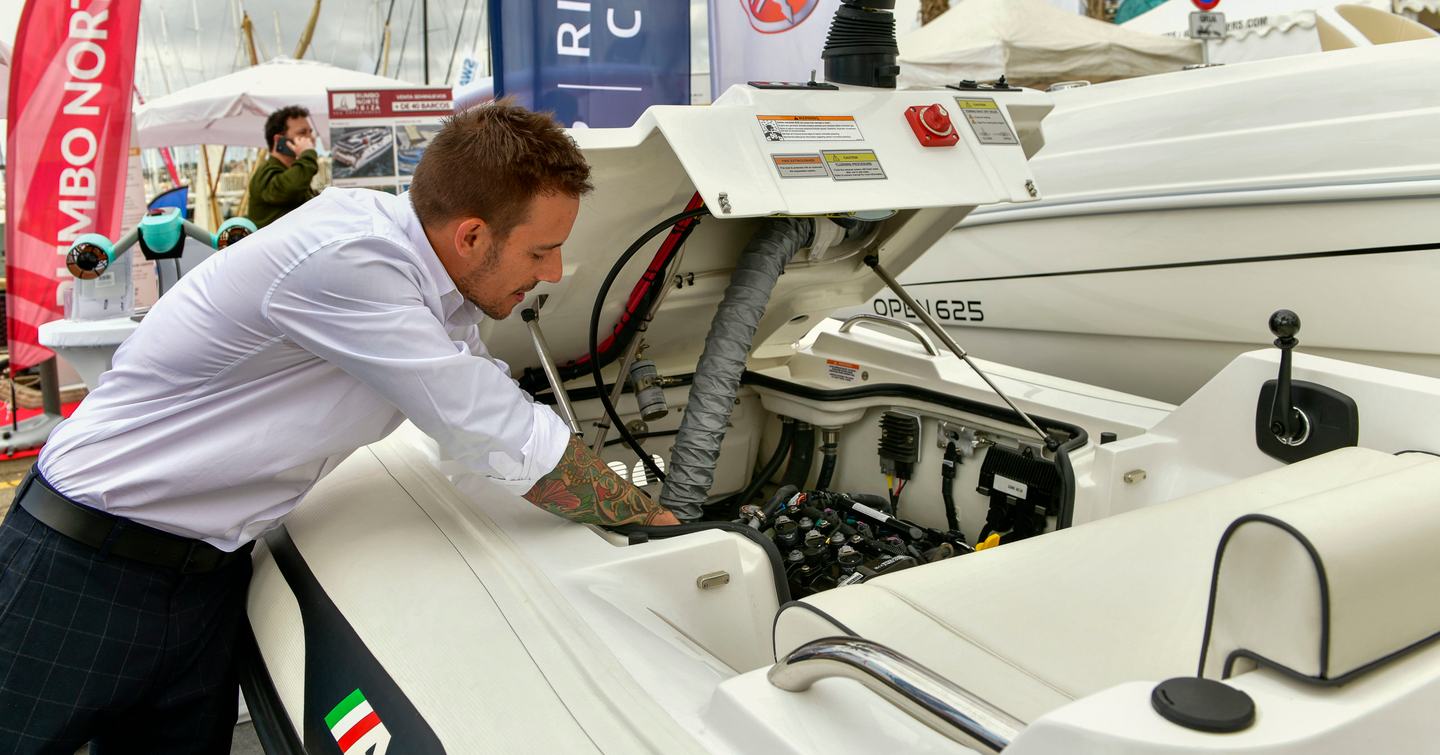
xmin=1268 ymin=309 xmax=1301 ymax=340
xmin=1151 ymin=677 xmax=1255 ymax=733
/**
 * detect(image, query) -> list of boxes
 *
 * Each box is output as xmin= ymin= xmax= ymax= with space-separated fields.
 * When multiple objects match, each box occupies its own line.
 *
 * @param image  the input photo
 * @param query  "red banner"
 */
xmin=4 ymin=0 xmax=142 ymax=372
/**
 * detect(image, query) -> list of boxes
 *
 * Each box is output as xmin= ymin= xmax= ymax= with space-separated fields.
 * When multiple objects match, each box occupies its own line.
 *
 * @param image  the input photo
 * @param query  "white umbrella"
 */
xmin=899 ymin=0 xmax=1201 ymax=90
xmin=134 ymin=57 xmax=417 ymax=148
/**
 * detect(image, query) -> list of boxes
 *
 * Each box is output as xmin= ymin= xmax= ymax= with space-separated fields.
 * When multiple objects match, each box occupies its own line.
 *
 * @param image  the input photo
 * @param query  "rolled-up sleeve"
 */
xmin=263 ymin=240 xmax=570 ymax=492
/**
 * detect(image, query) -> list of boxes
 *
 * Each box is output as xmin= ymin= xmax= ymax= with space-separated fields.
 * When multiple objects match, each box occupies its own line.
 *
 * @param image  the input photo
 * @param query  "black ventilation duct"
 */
xmin=822 ymin=0 xmax=900 ymax=89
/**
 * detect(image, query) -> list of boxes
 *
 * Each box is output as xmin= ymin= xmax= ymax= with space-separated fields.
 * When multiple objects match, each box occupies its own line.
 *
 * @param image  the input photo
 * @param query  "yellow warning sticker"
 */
xmin=954 ymin=97 xmax=1019 ymax=146
xmin=820 ymin=149 xmax=886 ymax=181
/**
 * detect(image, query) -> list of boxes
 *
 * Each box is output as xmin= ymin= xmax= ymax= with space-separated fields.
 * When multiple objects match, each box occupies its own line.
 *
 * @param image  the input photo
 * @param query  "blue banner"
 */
xmin=489 ymin=0 xmax=691 ymax=128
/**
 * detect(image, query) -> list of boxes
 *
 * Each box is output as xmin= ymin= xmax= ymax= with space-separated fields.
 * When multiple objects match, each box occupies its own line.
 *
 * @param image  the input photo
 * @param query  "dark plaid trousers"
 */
xmin=0 ymin=498 xmax=252 ymax=755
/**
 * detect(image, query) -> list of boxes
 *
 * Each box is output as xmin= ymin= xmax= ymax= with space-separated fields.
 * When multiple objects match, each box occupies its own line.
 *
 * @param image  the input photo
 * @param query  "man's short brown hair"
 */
xmin=409 ymin=99 xmax=592 ymax=238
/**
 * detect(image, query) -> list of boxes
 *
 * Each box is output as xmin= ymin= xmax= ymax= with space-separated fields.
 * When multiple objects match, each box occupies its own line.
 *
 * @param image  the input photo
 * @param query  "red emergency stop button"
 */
xmin=906 ymin=103 xmax=959 ymax=147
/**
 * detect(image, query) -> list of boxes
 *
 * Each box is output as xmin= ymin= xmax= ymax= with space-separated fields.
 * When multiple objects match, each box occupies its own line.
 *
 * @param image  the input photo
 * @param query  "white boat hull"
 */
xmin=864 ymin=191 xmax=1440 ymax=403
xmin=239 ymin=42 xmax=1440 ymax=753
xmin=858 ymin=39 xmax=1440 ymax=403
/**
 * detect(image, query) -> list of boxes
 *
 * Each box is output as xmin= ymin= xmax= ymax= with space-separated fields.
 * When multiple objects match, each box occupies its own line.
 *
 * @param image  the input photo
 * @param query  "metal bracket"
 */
xmin=935 ymin=420 xmax=978 ymax=454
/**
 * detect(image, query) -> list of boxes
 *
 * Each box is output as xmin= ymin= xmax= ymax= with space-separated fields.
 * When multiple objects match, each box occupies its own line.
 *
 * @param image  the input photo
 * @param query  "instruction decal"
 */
xmin=758 ymin=115 xmax=864 ymax=142
xmin=771 ymin=153 xmax=830 ymax=179
xmin=826 ymin=359 xmax=861 ymax=383
xmin=821 ymin=150 xmax=887 ymax=181
xmin=954 ymin=98 xmax=1019 ymax=146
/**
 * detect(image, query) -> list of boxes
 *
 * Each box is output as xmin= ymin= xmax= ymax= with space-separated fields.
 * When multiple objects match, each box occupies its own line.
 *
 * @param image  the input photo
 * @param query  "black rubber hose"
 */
xmin=588 ymin=206 xmax=711 ymax=483
xmin=814 ymin=432 xmax=838 ymax=491
xmin=734 ymin=419 xmax=797 ymax=508
xmin=941 ymin=440 xmax=961 ymax=534
xmin=779 ymin=423 xmax=815 ymax=490
xmin=522 ymin=206 xmax=705 ymax=394
xmin=814 ymin=453 xmax=836 ymax=491
xmin=614 ymin=521 xmax=792 ymax=605
xmin=1054 ymin=437 xmax=1083 ymax=530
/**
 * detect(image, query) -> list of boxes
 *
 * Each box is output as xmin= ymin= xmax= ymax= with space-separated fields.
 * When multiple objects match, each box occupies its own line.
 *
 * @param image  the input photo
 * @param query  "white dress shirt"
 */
xmin=38 ymin=188 xmax=571 ymax=552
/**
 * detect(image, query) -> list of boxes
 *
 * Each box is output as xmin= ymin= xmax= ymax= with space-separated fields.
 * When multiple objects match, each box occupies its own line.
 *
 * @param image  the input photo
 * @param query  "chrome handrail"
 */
xmin=768 ymin=636 xmax=1021 ymax=752
xmin=837 ymin=313 xmax=940 ymax=357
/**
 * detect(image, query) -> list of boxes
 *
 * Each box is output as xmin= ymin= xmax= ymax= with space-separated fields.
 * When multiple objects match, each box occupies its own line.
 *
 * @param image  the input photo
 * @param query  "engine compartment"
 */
xmin=693 ymin=403 xmax=1079 ymax=601
xmin=514 ymin=197 xmax=1095 ymax=603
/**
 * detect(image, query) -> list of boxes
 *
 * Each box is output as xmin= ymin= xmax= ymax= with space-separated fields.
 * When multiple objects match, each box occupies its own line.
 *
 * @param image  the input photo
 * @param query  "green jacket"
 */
xmin=246 ymin=150 xmax=319 ymax=228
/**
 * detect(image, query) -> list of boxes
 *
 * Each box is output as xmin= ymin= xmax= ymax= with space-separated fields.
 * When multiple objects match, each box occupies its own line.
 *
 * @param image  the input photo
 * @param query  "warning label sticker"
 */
xmin=771 ymin=153 xmax=829 ymax=179
xmin=757 ymin=115 xmax=864 ymax=142
xmin=821 ymin=150 xmax=886 ymax=181
xmin=826 ymin=359 xmax=861 ymax=382
xmin=954 ymin=98 xmax=1019 ymax=146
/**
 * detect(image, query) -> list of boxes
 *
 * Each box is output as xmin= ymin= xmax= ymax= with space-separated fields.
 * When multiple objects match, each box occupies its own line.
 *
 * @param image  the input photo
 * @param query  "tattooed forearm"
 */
xmin=523 ymin=436 xmax=679 ymax=526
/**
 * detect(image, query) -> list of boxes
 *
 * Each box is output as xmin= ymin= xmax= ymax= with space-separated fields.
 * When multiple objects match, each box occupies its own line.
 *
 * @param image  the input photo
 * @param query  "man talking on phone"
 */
xmin=246 ymin=105 xmax=320 ymax=228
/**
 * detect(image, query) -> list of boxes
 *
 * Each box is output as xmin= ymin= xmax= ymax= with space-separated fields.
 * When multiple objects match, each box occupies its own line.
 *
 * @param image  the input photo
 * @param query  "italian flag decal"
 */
xmin=325 ymin=688 xmax=392 ymax=754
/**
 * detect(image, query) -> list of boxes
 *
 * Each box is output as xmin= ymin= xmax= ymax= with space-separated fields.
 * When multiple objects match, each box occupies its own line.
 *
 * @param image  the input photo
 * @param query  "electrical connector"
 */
xmin=941 ymin=439 xmax=960 ymax=480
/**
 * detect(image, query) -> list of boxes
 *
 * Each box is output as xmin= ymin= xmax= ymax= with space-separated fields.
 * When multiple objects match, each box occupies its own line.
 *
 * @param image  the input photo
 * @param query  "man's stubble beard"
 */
xmin=459 ymin=237 xmax=508 ymax=319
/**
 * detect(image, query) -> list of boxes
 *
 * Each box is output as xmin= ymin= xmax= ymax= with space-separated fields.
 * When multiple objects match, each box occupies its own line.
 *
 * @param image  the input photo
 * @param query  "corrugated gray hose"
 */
xmin=661 ymin=217 xmax=814 ymax=521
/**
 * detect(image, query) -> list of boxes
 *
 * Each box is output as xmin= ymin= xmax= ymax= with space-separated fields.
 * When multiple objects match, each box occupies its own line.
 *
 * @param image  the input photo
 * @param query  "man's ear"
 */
xmin=453 ymin=218 xmax=490 ymax=260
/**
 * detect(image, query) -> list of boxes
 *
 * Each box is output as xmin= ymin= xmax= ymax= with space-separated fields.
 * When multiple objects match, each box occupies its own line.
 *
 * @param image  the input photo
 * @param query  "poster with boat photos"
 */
xmin=327 ymin=87 xmax=452 ymax=195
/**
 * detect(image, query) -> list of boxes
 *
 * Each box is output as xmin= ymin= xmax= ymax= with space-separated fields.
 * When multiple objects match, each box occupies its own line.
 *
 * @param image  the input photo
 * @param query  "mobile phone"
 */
xmin=273 ymin=135 xmax=296 ymax=158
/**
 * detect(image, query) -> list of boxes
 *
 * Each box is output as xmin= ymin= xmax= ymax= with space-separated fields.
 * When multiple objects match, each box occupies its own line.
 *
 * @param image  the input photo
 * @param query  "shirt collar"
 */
xmin=396 ymin=191 xmax=475 ymax=323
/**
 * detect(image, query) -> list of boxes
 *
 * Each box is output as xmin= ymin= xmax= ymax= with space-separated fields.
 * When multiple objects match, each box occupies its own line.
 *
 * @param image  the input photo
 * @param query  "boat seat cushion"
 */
xmin=1200 ymin=461 xmax=1440 ymax=683
xmin=773 ymin=447 xmax=1435 ymax=723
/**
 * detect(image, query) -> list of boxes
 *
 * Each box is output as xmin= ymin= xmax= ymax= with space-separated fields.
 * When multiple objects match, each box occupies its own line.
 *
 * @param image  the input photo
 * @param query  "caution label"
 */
xmin=821 ymin=150 xmax=887 ymax=181
xmin=826 ymin=359 xmax=861 ymax=382
xmin=757 ymin=115 xmax=864 ymax=142
xmin=771 ymin=153 xmax=829 ymax=179
xmin=955 ymin=98 xmax=1019 ymax=145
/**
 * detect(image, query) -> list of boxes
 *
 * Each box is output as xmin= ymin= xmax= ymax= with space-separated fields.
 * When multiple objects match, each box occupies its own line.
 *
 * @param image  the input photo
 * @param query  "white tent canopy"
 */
xmin=1123 ymin=0 xmax=1438 ymax=63
xmin=899 ymin=0 xmax=1202 ymax=90
xmin=134 ymin=57 xmax=416 ymax=148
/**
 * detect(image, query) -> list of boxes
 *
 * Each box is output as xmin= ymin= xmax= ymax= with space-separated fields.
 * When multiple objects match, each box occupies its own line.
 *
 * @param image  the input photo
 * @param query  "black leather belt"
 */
xmin=15 ymin=471 xmax=252 ymax=574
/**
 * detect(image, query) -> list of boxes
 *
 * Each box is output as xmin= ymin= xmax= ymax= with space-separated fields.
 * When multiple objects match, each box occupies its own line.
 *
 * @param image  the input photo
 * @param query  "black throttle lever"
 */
xmin=1268 ymin=309 xmax=1305 ymax=443
xmin=1254 ymin=309 xmax=1358 ymax=464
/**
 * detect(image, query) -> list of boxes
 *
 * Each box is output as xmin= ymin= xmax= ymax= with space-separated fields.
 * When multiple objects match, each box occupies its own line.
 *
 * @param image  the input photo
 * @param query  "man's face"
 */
xmin=455 ymin=193 xmax=578 ymax=320
xmin=284 ymin=116 xmax=313 ymax=143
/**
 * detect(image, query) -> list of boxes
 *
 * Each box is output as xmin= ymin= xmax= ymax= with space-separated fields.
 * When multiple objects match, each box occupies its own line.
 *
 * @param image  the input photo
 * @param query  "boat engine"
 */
xmin=746 ymin=487 xmax=973 ymax=599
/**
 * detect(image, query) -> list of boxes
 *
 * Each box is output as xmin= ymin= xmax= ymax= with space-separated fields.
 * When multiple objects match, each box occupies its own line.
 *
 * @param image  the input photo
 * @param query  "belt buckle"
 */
xmin=180 ymin=542 xmax=207 ymax=574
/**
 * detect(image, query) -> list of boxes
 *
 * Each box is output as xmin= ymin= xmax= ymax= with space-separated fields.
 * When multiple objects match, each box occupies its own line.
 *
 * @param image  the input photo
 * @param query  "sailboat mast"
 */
xmin=241 ymin=11 xmax=260 ymax=66
xmin=374 ymin=0 xmax=399 ymax=74
xmin=444 ymin=0 xmax=472 ymax=85
xmin=293 ymin=0 xmax=324 ymax=59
